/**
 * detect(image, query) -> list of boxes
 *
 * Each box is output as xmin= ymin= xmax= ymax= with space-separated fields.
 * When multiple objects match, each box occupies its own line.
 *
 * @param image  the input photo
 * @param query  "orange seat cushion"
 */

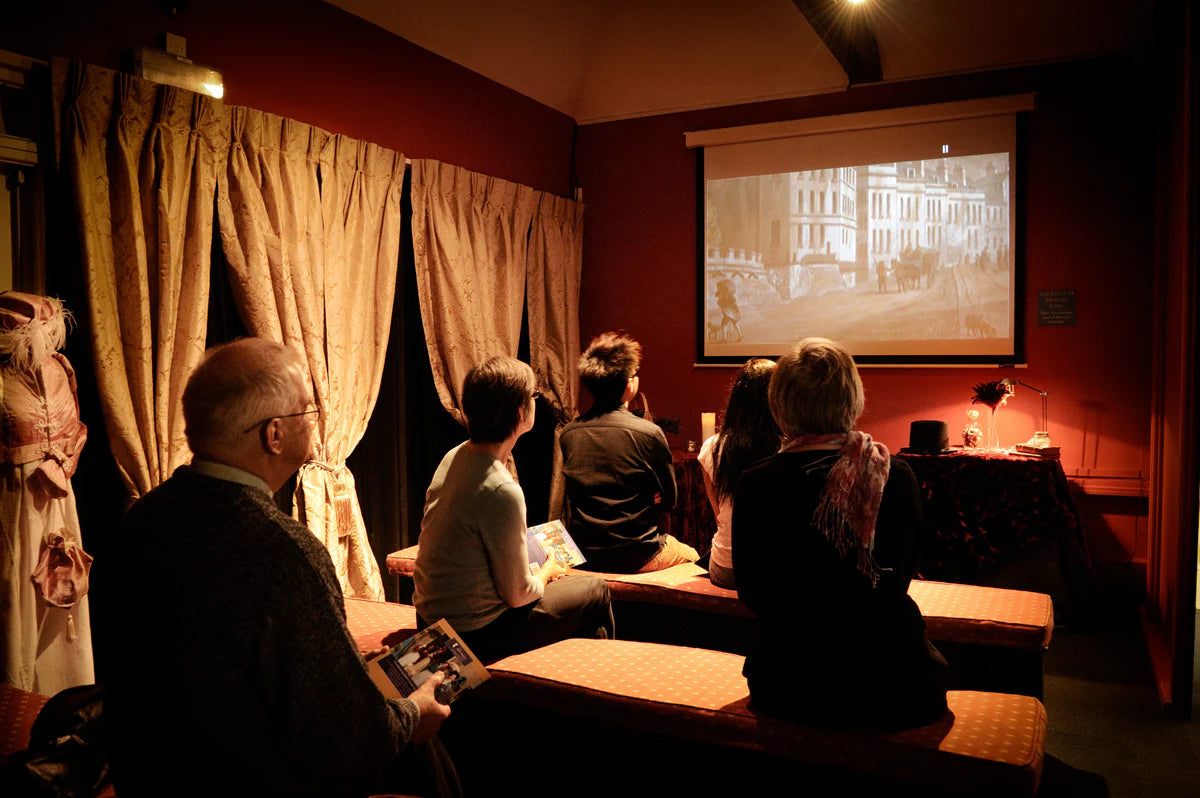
xmin=344 ymin=597 xmax=419 ymax=652
xmin=385 ymin=547 xmax=1054 ymax=650
xmin=909 ymin=580 xmax=1054 ymax=650
xmin=485 ymin=638 xmax=1046 ymax=797
xmin=599 ymin=563 xmax=754 ymax=616
xmin=385 ymin=546 xmax=420 ymax=578
xmin=0 ymin=683 xmax=50 ymax=757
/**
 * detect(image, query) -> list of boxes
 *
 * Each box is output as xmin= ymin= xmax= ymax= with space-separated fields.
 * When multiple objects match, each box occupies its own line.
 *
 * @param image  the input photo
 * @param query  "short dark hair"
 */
xmin=462 ymin=356 xmax=536 ymax=443
xmin=578 ymin=332 xmax=641 ymax=410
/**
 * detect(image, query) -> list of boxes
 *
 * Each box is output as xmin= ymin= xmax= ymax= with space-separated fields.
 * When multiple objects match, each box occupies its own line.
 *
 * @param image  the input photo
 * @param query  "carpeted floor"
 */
xmin=1034 ymin=611 xmax=1200 ymax=797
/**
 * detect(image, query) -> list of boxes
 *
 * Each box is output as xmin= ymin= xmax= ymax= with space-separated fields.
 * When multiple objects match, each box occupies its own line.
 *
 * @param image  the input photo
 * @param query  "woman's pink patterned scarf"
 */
xmin=781 ymin=430 xmax=891 ymax=586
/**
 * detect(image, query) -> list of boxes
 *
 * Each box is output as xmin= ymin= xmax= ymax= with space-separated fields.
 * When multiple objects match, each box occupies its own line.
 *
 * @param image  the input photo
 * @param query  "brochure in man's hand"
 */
xmin=525 ymin=519 xmax=586 ymax=573
xmin=367 ymin=619 xmax=489 ymax=705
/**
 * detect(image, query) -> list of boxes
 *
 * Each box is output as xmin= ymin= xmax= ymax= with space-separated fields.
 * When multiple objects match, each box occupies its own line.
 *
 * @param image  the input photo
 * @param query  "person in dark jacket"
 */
xmin=733 ymin=337 xmax=948 ymax=731
xmin=105 ymin=338 xmax=456 ymax=797
xmin=560 ymin=332 xmax=697 ymax=573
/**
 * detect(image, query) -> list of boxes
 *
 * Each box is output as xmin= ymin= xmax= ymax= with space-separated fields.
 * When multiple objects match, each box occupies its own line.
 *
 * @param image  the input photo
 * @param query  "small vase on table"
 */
xmin=970 ymin=379 xmax=1013 ymax=452
xmin=962 ymin=409 xmax=982 ymax=448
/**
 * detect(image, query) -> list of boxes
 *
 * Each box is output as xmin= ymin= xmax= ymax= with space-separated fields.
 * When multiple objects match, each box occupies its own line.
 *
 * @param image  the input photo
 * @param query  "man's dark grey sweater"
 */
xmin=105 ymin=466 xmax=417 ymax=797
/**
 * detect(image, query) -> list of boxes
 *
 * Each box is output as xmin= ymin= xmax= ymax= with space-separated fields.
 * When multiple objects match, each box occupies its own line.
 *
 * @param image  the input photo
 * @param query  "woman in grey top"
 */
xmin=414 ymin=356 xmax=614 ymax=662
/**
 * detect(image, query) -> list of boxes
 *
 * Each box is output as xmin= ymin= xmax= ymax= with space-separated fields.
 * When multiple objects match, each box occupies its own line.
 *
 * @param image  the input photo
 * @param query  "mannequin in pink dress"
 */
xmin=0 ymin=292 xmax=93 ymax=694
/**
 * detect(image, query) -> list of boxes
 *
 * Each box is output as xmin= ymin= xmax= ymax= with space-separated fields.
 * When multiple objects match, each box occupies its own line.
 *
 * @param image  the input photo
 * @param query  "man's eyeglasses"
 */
xmin=242 ymin=407 xmax=321 ymax=434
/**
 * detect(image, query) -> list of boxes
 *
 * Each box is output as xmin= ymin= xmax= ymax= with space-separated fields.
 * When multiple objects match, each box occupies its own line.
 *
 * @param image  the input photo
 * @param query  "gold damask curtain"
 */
xmin=526 ymin=193 xmax=585 ymax=518
xmin=53 ymin=59 xmax=228 ymax=500
xmin=410 ymin=160 xmax=537 ymax=424
xmin=218 ymin=108 xmax=402 ymax=601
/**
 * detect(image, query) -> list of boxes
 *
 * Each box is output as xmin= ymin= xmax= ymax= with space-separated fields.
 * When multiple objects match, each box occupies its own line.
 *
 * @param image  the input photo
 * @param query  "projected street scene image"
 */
xmin=703 ymin=153 xmax=1011 ymax=358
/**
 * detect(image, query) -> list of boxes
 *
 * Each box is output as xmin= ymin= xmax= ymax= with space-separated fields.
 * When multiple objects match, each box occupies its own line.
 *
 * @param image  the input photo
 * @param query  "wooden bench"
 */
xmin=448 ymin=638 xmax=1047 ymax=797
xmin=386 ymin=545 xmax=1053 ymax=695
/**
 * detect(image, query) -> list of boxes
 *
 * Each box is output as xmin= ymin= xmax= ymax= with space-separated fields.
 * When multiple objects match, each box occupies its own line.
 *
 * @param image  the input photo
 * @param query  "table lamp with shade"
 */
xmin=1000 ymin=377 xmax=1060 ymax=458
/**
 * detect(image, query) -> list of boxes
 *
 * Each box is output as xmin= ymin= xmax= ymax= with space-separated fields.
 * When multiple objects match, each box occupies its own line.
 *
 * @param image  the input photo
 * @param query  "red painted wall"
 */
xmin=574 ymin=57 xmax=1159 ymax=562
xmin=5 ymin=0 xmax=574 ymax=196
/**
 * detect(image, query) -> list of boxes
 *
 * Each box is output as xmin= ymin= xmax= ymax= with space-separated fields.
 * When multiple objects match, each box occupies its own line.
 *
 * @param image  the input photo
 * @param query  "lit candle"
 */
xmin=701 ymin=412 xmax=716 ymax=442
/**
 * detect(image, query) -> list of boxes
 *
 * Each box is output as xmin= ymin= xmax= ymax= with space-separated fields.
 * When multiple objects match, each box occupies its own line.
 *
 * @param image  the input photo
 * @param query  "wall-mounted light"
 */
xmin=134 ymin=46 xmax=223 ymax=99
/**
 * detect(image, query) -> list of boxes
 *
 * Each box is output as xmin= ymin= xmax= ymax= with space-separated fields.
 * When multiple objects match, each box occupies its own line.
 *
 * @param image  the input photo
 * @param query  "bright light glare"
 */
xmin=201 ymin=70 xmax=225 ymax=99
xmin=846 ymin=0 xmax=869 ymax=5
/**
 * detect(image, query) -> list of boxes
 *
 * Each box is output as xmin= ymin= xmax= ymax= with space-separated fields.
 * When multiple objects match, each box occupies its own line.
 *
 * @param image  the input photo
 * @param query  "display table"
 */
xmin=895 ymin=449 xmax=1095 ymax=620
xmin=894 ymin=450 xmax=1081 ymax=579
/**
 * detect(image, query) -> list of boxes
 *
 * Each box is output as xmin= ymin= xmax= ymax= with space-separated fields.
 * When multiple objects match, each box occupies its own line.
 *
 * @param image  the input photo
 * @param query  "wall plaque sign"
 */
xmin=1037 ymin=289 xmax=1076 ymax=326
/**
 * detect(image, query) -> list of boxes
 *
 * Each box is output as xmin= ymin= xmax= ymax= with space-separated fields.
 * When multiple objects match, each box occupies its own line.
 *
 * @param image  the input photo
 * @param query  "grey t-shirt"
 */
xmin=108 ymin=466 xmax=417 ymax=796
xmin=414 ymin=442 xmax=544 ymax=632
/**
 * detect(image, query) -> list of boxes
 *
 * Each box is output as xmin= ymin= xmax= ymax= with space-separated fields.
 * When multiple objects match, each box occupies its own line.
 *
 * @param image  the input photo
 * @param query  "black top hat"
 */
xmin=902 ymin=420 xmax=953 ymax=455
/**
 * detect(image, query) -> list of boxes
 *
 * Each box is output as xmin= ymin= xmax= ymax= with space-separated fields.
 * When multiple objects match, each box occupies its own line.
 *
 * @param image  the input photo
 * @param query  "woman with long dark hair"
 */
xmin=697 ymin=358 xmax=779 ymax=588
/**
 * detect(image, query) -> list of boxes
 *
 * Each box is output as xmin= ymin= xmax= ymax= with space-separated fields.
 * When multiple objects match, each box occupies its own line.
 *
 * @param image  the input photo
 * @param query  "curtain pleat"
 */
xmin=526 ymin=192 xmax=585 ymax=519
xmin=217 ymin=107 xmax=401 ymax=600
xmin=410 ymin=160 xmax=537 ymax=424
xmin=53 ymin=60 xmax=580 ymax=589
xmin=54 ymin=59 xmax=227 ymax=500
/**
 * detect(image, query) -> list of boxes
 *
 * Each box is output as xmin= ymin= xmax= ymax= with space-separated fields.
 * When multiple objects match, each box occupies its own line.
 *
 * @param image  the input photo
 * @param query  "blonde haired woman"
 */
xmin=732 ymin=338 xmax=947 ymax=730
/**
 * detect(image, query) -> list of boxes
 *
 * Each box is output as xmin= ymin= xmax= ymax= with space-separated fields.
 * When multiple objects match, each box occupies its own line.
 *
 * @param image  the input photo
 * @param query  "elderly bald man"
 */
xmin=104 ymin=338 xmax=457 ymax=798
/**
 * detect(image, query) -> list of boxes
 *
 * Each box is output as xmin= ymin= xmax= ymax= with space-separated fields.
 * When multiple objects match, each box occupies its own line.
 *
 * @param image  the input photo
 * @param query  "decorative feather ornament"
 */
xmin=970 ymin=380 xmax=1012 ymax=410
xmin=0 ymin=296 xmax=71 ymax=373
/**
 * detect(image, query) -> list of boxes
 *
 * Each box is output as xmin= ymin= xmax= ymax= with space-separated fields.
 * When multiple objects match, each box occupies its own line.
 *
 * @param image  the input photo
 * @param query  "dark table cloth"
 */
xmin=894 ymin=450 xmax=1080 ymax=579
xmin=896 ymin=449 xmax=1096 ymax=621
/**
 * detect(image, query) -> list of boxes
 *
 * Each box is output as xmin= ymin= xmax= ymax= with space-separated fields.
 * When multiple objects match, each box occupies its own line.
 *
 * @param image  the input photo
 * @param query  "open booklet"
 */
xmin=525 ymin=519 xmax=586 ymax=573
xmin=367 ymin=619 xmax=489 ymax=705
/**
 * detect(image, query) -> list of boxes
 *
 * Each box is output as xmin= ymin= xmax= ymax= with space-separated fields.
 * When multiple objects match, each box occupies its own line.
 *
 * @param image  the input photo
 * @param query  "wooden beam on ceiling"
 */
xmin=792 ymin=0 xmax=882 ymax=85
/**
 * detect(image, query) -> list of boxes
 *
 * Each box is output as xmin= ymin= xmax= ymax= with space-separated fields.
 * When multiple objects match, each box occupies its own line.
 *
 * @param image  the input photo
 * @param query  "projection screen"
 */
xmin=689 ymin=94 xmax=1034 ymax=364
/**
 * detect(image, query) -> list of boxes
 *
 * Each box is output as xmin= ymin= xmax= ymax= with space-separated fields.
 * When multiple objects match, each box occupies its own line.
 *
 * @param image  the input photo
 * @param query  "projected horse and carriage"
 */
xmin=886 ymin=247 xmax=939 ymax=292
